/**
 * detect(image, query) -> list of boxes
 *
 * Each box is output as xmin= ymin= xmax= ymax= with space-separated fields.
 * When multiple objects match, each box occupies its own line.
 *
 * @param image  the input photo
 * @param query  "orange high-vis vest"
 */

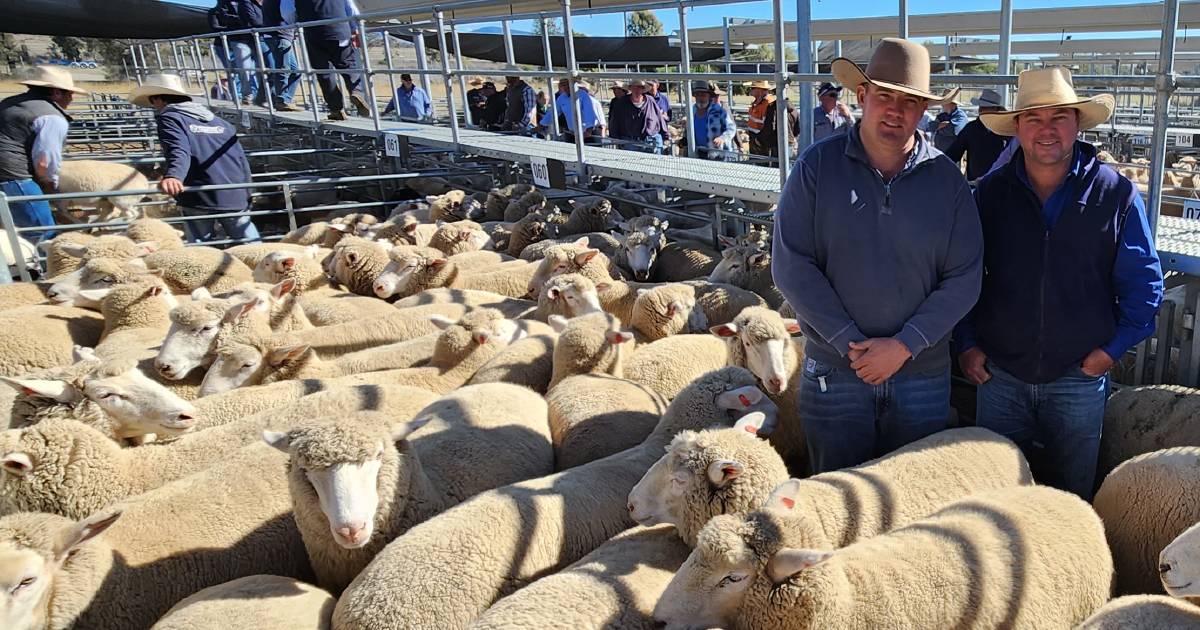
xmin=747 ymin=95 xmax=775 ymax=133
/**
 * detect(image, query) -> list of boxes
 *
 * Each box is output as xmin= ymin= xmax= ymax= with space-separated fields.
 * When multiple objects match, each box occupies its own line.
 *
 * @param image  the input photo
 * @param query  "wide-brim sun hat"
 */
xmin=979 ymin=67 xmax=1114 ymax=136
xmin=744 ymin=80 xmax=773 ymax=90
xmin=831 ymin=37 xmax=958 ymax=105
xmin=20 ymin=66 xmax=89 ymax=95
xmin=626 ymin=79 xmax=648 ymax=89
xmin=692 ymin=81 xmax=722 ymax=96
xmin=468 ymin=76 xmax=484 ymax=87
xmin=128 ymin=73 xmax=195 ymax=107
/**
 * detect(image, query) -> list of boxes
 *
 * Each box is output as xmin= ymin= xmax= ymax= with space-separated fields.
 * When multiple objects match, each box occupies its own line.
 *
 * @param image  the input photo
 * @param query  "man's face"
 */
xmin=1016 ymin=107 xmax=1079 ymax=168
xmin=944 ymin=101 xmax=958 ymax=113
xmin=648 ymin=82 xmax=659 ymax=95
xmin=630 ymin=85 xmax=645 ymax=99
xmin=694 ymin=92 xmax=711 ymax=107
xmin=750 ymin=87 xmax=767 ymax=101
xmin=50 ymin=89 xmax=74 ymax=109
xmin=506 ymin=76 xmax=519 ymax=86
xmin=401 ymin=78 xmax=414 ymax=88
xmin=819 ymin=92 xmax=837 ymax=109
xmin=857 ymin=84 xmax=926 ymax=150
xmin=558 ymin=80 xmax=569 ymax=94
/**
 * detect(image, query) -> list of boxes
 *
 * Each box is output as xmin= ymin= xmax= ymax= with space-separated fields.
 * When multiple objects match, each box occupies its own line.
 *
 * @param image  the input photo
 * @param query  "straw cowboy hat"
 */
xmin=980 ymin=67 xmax=1114 ymax=136
xmin=743 ymin=80 xmax=774 ymax=90
xmin=831 ymin=38 xmax=958 ymax=104
xmin=468 ymin=76 xmax=484 ymax=87
xmin=610 ymin=81 xmax=627 ymax=92
xmin=625 ymin=79 xmax=648 ymax=89
xmin=20 ymin=66 xmax=88 ymax=95
xmin=128 ymin=74 xmax=194 ymax=107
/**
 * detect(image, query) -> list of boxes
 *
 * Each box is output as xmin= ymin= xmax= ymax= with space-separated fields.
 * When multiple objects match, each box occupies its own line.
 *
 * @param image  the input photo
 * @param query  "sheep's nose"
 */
xmin=1161 ymin=562 xmax=1174 ymax=575
xmin=635 ymin=270 xmax=649 ymax=281
xmin=155 ymin=359 xmax=173 ymax=375
xmin=627 ymin=502 xmax=635 ymax=513
xmin=769 ymin=376 xmax=784 ymax=392
xmin=336 ymin=522 xmax=367 ymax=544
xmin=174 ymin=411 xmax=196 ymax=425
xmin=46 ymin=288 xmax=58 ymax=299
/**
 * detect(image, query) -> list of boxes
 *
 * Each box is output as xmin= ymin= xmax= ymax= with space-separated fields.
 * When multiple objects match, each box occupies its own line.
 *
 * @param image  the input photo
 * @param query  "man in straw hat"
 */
xmin=771 ymin=38 xmax=984 ymax=473
xmin=690 ymin=82 xmax=736 ymax=160
xmin=956 ymin=66 xmax=1163 ymax=499
xmin=813 ymin=81 xmax=853 ymax=141
xmin=744 ymin=80 xmax=774 ymax=151
xmin=537 ymin=79 xmax=605 ymax=144
xmin=501 ymin=70 xmax=537 ymax=133
xmin=466 ymin=76 xmax=487 ymax=126
xmin=608 ymin=79 xmax=665 ymax=153
xmin=943 ymin=88 xmax=1010 ymax=182
xmin=128 ymin=74 xmax=260 ymax=245
xmin=745 ymin=80 xmax=801 ymax=158
xmin=0 ymin=66 xmax=87 ymax=239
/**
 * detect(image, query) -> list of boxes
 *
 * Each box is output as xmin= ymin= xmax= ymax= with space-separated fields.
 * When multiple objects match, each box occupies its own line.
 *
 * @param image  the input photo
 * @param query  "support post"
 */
xmin=357 ymin=19 xmax=382 ymax=132
xmin=452 ymin=23 xmax=470 ymax=126
xmin=253 ymin=31 xmax=275 ymax=115
xmin=999 ymin=0 xmax=1014 ymax=104
xmin=679 ymin=1 xmax=696 ymax=158
xmin=561 ymin=0 xmax=587 ymax=174
xmin=194 ymin=39 xmax=212 ymax=107
xmin=382 ymin=32 xmax=399 ymax=120
xmin=502 ymin=20 xmax=517 ymax=66
xmin=434 ymin=11 xmax=461 ymax=149
xmin=296 ymin=27 xmax=323 ymax=124
xmin=542 ymin=18 xmax=560 ymax=136
xmin=1148 ymin=0 xmax=1183 ymax=240
xmin=797 ymin=0 xmax=813 ymax=157
xmin=0 ymin=196 xmax=31 ymax=283
xmin=723 ymin=17 xmax=733 ymax=100
xmin=774 ymin=0 xmax=790 ymax=186
xmin=899 ymin=0 xmax=909 ymax=38
xmin=414 ymin=30 xmax=433 ymax=98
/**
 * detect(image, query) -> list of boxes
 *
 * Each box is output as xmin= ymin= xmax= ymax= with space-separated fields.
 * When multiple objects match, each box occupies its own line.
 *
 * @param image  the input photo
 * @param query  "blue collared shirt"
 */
xmin=541 ymin=89 xmax=604 ymax=132
xmin=384 ymin=85 xmax=433 ymax=121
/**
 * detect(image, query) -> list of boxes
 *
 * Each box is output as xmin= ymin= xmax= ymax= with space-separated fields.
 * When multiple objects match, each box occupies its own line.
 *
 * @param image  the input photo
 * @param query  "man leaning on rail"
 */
xmin=771 ymin=38 xmax=983 ymax=474
xmin=128 ymin=74 xmax=261 ymax=246
xmin=0 ymin=66 xmax=85 ymax=242
xmin=955 ymin=67 xmax=1164 ymax=501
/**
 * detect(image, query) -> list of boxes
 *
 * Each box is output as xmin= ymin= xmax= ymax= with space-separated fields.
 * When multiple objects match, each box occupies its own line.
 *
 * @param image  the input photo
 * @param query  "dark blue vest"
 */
xmin=973 ymin=144 xmax=1131 ymax=383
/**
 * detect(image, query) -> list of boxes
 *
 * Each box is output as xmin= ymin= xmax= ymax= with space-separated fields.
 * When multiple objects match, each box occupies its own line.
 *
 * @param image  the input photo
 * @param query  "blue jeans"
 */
xmin=264 ymin=36 xmax=300 ymax=104
xmin=976 ymin=361 xmax=1108 ymax=500
xmin=179 ymin=206 xmax=261 ymax=245
xmin=229 ymin=40 xmax=262 ymax=102
xmin=798 ymin=357 xmax=951 ymax=473
xmin=0 ymin=179 xmax=56 ymax=242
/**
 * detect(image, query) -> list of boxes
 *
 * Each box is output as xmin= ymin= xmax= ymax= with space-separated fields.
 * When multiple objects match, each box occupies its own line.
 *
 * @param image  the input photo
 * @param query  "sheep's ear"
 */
xmin=304 ymin=245 xmax=320 ymax=259
xmin=748 ymin=252 xmax=769 ymax=267
xmin=706 ymin=459 xmax=744 ymax=488
xmin=270 ymin=278 xmax=297 ymax=299
xmin=595 ymin=282 xmax=611 ymax=292
xmin=473 ymin=330 xmax=492 ymax=345
xmin=389 ymin=415 xmax=433 ymax=443
xmin=133 ymin=241 xmax=159 ymax=257
xmin=404 ymin=222 xmax=419 ymax=234
xmin=54 ymin=510 xmax=122 ymax=562
xmin=546 ymin=286 xmax=562 ymax=301
xmin=572 ymin=236 xmax=589 ymax=248
xmin=547 ymin=315 xmax=570 ymax=333
xmin=327 ymin=223 xmax=352 ymax=233
xmin=1 ymin=452 xmax=33 ymax=476
xmin=435 ymin=220 xmax=448 ymax=229
xmin=77 ymin=288 xmax=111 ymax=303
xmin=268 ymin=343 xmax=309 ymax=366
xmin=715 ymin=385 xmax=764 ymax=411
xmin=59 ymin=243 xmax=89 ymax=258
xmin=665 ymin=300 xmax=686 ymax=318
xmin=574 ymin=249 xmax=599 ymax=266
xmin=428 ymin=258 xmax=448 ymax=269
xmin=344 ymin=251 xmax=360 ymax=265
xmin=428 ymin=314 xmax=457 ymax=330
xmin=659 ymin=220 xmax=669 ymax=231
xmin=261 ymin=430 xmax=292 ymax=453
xmin=72 ymin=345 xmax=98 ymax=363
xmin=718 ymin=235 xmax=737 ymax=248
xmin=767 ymin=548 xmax=833 ymax=585
xmin=605 ymin=330 xmax=635 ymax=344
xmin=636 ymin=288 xmax=650 ymax=298
xmin=711 ymin=322 xmax=738 ymax=338
xmin=146 ymin=285 xmax=164 ymax=298
xmin=279 ymin=256 xmax=297 ymax=270
xmin=174 ymin=229 xmax=186 ymax=239
xmin=190 ymin=287 xmax=213 ymax=301
xmin=139 ymin=268 xmax=165 ymax=278
xmin=222 ymin=299 xmax=259 ymax=324
xmin=425 ymin=195 xmax=439 ymax=204
xmin=782 ymin=318 xmax=802 ymax=335
xmin=733 ymin=411 xmax=768 ymax=436
xmin=125 ymin=258 xmax=148 ymax=270
xmin=764 ymin=478 xmax=803 ymax=513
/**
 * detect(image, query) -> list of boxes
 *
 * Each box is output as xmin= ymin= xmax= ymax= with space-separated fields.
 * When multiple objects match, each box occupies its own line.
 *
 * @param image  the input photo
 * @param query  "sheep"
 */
xmin=142 ymin=246 xmax=255 ymax=295
xmin=393 ymin=287 xmax=535 ymax=317
xmin=124 ymin=217 xmax=185 ymax=250
xmin=1093 ymin=447 xmax=1200 ymax=597
xmin=226 ymin=241 xmax=315 ymax=268
xmin=548 ymin=311 xmax=635 ymax=388
xmin=373 ymin=246 xmax=538 ymax=300
xmin=331 ymin=367 xmax=779 ymax=629
xmin=548 ymin=373 xmax=666 ymax=469
xmin=533 ymin=272 xmax=604 ymax=321
xmin=0 ymin=281 xmax=51 ymax=312
xmin=558 ymin=197 xmax=619 ymax=236
xmin=625 ymin=334 xmax=730 ymax=401
xmin=480 ymin=184 xmax=535 ymax=221
xmin=654 ymin=485 xmax=1111 ymax=630
xmin=265 ymin=383 xmax=553 ymax=592
xmin=503 ymin=189 xmax=549 ymax=223
xmin=633 ymin=281 xmax=767 ymax=341
xmin=517 ymin=231 xmax=619 ymax=261
xmin=55 ymin=159 xmax=151 ymax=222
xmin=408 ymin=176 xmax=454 ymax=196
xmin=507 ymin=207 xmax=564 ymax=257
xmin=465 ymin=333 xmax=558 ymax=394
xmin=254 ymin=247 xmax=329 ymax=290
xmin=1159 ymin=516 xmax=1200 ymax=604
xmin=55 ymin=233 xmax=149 ymax=264
xmin=0 ymin=443 xmax=311 ymax=629
xmin=604 ymin=180 xmax=663 ymax=218
xmin=45 ymin=256 xmax=154 ymax=309
xmin=372 ymin=246 xmax=514 ymax=299
xmin=1077 ymin=595 xmax=1200 ymax=629
xmin=153 ymin=291 xmax=277 ymax=381
xmin=428 ymin=190 xmax=470 ymax=223
xmin=628 ymin=413 xmax=789 ymax=547
xmin=322 ymin=236 xmax=391 ymax=296
xmin=281 ymin=221 xmax=354 ymax=248
xmin=1097 ymin=384 xmax=1200 ymax=481
xmin=0 ymin=305 xmax=105 ymax=376
xmin=712 ymin=307 xmax=808 ymax=470
xmin=614 ymin=228 xmax=666 ymax=281
xmin=474 ymin=413 xmax=777 ymax=629
xmin=366 ymin=214 xmax=438 ymax=247
xmin=708 ymin=244 xmax=785 ymax=308
xmin=525 ymin=239 xmax=621 ymax=300
xmin=429 ymin=220 xmax=494 ymax=255
xmin=151 ymin=575 xmax=335 ymax=630
xmin=40 ymin=230 xmax=94 ymax=278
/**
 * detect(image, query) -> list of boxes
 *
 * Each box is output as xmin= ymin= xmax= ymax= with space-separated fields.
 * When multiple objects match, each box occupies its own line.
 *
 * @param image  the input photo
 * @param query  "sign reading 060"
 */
xmin=530 ymin=156 xmax=566 ymax=189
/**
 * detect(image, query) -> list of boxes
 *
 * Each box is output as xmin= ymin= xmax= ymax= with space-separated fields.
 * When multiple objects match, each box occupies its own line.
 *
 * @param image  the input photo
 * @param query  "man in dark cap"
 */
xmin=813 ymin=82 xmax=853 ymax=141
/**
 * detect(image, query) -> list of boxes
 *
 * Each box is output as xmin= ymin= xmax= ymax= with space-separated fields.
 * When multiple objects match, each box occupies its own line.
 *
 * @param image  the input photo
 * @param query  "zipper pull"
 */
xmin=884 ymin=183 xmax=892 ymax=212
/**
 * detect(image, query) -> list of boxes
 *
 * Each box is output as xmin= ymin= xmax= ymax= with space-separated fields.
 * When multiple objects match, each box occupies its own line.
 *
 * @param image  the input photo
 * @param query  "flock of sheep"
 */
xmin=0 ymin=171 xmax=1198 ymax=629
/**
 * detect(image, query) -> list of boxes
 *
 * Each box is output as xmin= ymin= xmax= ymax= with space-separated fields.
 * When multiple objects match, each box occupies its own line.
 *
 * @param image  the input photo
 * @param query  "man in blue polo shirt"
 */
xmin=537 ymin=79 xmax=604 ymax=144
xmin=383 ymin=73 xmax=434 ymax=122
xmin=956 ymin=67 xmax=1163 ymax=500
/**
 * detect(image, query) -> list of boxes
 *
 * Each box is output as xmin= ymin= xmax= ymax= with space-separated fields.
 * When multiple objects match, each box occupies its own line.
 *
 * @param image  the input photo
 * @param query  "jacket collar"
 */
xmin=1005 ymin=140 xmax=1102 ymax=205
xmin=843 ymin=121 xmax=938 ymax=174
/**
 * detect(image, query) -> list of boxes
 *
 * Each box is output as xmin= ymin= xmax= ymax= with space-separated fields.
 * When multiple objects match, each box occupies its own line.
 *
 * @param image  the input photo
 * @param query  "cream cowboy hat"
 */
xmin=743 ymin=80 xmax=774 ymax=90
xmin=20 ymin=66 xmax=88 ymax=95
xmin=979 ymin=67 xmax=1114 ymax=136
xmin=468 ymin=76 xmax=484 ymax=87
xmin=831 ymin=38 xmax=958 ymax=104
xmin=127 ymin=74 xmax=195 ymax=108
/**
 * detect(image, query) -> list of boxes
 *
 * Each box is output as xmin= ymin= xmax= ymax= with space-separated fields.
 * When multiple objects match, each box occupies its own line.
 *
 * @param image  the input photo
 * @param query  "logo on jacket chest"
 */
xmin=188 ymin=123 xmax=226 ymax=135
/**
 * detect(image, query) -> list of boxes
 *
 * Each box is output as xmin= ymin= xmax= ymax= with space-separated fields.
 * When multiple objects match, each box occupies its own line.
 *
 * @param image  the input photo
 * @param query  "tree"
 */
xmin=736 ymin=44 xmax=797 ymax=62
xmin=961 ymin=62 xmax=998 ymax=75
xmin=626 ymin=10 xmax=663 ymax=37
xmin=0 ymin=34 xmax=23 ymax=71
xmin=533 ymin=18 xmax=563 ymax=36
xmin=51 ymin=36 xmax=86 ymax=61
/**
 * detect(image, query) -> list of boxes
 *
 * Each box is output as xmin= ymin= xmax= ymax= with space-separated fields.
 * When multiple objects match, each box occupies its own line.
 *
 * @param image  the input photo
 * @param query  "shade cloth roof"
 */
xmin=412 ymin=32 xmax=737 ymax=65
xmin=3 ymin=0 xmax=211 ymax=38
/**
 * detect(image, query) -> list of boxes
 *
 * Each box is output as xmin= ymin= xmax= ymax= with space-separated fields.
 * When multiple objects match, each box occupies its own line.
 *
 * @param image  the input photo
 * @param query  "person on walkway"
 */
xmin=501 ymin=73 xmax=536 ymax=133
xmin=648 ymin=79 xmax=671 ymax=121
xmin=607 ymin=79 xmax=665 ymax=153
xmin=480 ymin=81 xmax=506 ymax=130
xmin=535 ymin=90 xmax=549 ymax=125
xmin=813 ymin=82 xmax=853 ymax=141
xmin=232 ymin=0 xmax=267 ymax=106
xmin=609 ymin=82 xmax=628 ymax=116
xmin=772 ymin=38 xmax=983 ymax=473
xmin=383 ymin=74 xmax=433 ymax=122
xmin=262 ymin=0 xmax=301 ymax=111
xmin=932 ymin=98 xmax=968 ymax=152
xmin=210 ymin=77 xmax=234 ymax=101
xmin=538 ymin=80 xmax=605 ymax=144
xmin=943 ymin=88 xmax=1010 ymax=183
xmin=755 ymin=91 xmax=800 ymax=159
xmin=295 ymin=0 xmax=369 ymax=121
xmin=0 ymin=67 xmax=85 ymax=241
xmin=689 ymin=82 xmax=736 ymax=160
xmin=956 ymin=67 xmax=1163 ymax=500
xmin=207 ymin=0 xmax=248 ymax=100
xmin=129 ymin=74 xmax=261 ymax=245
xmin=744 ymin=80 xmax=774 ymax=153
xmin=465 ymin=76 xmax=486 ymax=126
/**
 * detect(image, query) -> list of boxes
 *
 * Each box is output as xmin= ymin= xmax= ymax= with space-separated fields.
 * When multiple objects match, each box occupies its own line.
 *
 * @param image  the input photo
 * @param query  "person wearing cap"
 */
xmin=538 ymin=80 xmax=605 ymax=144
xmin=129 ymin=74 xmax=261 ymax=245
xmin=382 ymin=73 xmax=434 ymax=122
xmin=690 ymin=82 xmax=736 ymax=160
xmin=609 ymin=82 xmax=628 ymax=118
xmin=0 ymin=66 xmax=87 ymax=239
xmin=210 ymin=77 xmax=234 ymax=102
xmin=813 ymin=82 xmax=853 ymax=141
xmin=548 ymin=78 xmax=571 ymax=132
xmin=466 ymin=77 xmax=487 ymax=126
xmin=295 ymin=0 xmax=370 ymax=121
xmin=772 ymin=38 xmax=983 ymax=473
xmin=931 ymin=98 xmax=969 ymax=152
xmin=607 ymin=79 xmax=665 ymax=153
xmin=480 ymin=81 xmax=506 ymax=130
xmin=744 ymin=80 xmax=774 ymax=149
xmin=943 ymin=89 xmax=1011 ymax=183
xmin=502 ymin=73 xmax=537 ymax=133
xmin=955 ymin=67 xmax=1163 ymax=500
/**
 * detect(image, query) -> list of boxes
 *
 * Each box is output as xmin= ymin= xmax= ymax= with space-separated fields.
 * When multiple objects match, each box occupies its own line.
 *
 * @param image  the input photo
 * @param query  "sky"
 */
xmin=169 ymin=0 xmax=1160 ymax=44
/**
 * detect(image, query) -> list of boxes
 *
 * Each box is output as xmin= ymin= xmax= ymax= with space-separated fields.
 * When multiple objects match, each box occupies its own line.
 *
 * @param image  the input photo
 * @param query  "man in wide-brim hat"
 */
xmin=942 ymin=88 xmax=1011 ymax=182
xmin=0 ymin=66 xmax=88 ymax=240
xmin=688 ymin=81 xmax=736 ymax=161
xmin=128 ymin=74 xmax=261 ymax=246
xmin=956 ymin=66 xmax=1163 ymax=500
xmin=771 ymin=38 xmax=984 ymax=474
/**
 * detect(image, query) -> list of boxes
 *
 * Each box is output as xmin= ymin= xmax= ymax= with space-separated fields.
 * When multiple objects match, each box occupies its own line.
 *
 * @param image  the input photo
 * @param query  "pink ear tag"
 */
xmin=780 ymin=497 xmax=795 ymax=509
xmin=738 ymin=394 xmax=751 ymax=407
xmin=743 ymin=424 xmax=758 ymax=435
